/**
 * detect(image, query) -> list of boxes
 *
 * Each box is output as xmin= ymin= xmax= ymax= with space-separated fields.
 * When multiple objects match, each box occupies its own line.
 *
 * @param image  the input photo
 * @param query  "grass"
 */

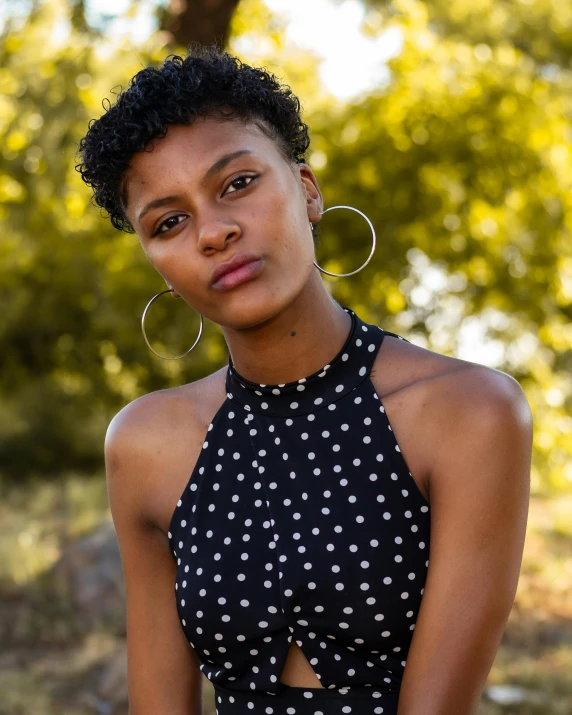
xmin=0 ymin=474 xmax=571 ymax=714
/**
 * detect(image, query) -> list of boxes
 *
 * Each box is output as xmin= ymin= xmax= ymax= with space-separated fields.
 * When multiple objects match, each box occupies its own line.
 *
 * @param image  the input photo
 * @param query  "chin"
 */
xmin=209 ymin=284 xmax=301 ymax=332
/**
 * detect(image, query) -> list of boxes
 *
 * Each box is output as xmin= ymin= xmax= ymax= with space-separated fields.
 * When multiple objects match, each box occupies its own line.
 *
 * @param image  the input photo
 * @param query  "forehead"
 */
xmin=124 ymin=117 xmax=278 ymax=197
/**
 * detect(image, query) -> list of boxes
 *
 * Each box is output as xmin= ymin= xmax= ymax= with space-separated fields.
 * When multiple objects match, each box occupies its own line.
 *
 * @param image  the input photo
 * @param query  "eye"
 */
xmin=154 ymin=214 xmax=186 ymax=236
xmin=224 ymin=174 xmax=257 ymax=195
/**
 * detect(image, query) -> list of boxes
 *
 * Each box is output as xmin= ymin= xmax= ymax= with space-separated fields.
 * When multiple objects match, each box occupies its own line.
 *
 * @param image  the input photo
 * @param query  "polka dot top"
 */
xmin=168 ymin=308 xmax=431 ymax=715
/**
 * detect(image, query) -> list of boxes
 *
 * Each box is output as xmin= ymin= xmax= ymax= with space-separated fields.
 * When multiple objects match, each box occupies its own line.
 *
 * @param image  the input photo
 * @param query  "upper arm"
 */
xmin=105 ymin=396 xmax=204 ymax=715
xmin=397 ymin=369 xmax=533 ymax=715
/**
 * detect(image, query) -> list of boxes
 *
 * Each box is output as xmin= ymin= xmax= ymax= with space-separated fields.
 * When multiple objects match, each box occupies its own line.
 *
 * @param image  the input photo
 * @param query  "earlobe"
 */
xmin=166 ymin=283 xmax=181 ymax=299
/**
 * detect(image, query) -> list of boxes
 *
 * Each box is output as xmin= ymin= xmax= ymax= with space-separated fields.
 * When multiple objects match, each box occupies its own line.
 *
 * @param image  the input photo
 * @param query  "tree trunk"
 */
xmin=162 ymin=0 xmax=241 ymax=49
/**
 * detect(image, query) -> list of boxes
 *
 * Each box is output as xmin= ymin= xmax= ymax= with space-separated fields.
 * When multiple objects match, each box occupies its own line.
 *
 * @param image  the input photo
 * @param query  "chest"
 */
xmin=168 ymin=375 xmax=430 ymax=663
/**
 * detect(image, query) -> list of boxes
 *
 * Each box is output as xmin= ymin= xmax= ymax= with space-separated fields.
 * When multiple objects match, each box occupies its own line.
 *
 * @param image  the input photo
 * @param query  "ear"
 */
xmin=166 ymin=283 xmax=181 ymax=299
xmin=297 ymin=163 xmax=323 ymax=225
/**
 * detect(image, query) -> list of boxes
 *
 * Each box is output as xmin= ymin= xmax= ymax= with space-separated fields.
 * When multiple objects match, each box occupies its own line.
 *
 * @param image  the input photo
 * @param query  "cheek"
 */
xmin=278 ymin=222 xmax=315 ymax=269
xmin=141 ymin=237 xmax=203 ymax=289
xmin=266 ymin=198 xmax=313 ymax=262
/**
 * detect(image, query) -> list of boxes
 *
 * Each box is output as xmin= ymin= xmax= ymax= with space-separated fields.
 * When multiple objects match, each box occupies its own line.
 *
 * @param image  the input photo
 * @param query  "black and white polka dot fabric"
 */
xmin=168 ymin=308 xmax=431 ymax=714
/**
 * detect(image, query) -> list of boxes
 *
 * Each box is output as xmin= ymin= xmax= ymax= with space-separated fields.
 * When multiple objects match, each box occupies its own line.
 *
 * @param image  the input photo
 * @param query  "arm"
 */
xmin=397 ymin=368 xmax=533 ymax=715
xmin=106 ymin=395 xmax=204 ymax=715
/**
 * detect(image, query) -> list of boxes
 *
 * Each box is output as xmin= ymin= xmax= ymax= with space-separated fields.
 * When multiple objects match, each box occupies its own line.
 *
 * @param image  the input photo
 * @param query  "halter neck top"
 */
xmin=168 ymin=307 xmax=431 ymax=715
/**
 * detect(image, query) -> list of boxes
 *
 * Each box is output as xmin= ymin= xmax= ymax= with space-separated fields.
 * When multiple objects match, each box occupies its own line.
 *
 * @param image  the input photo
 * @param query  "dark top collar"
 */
xmin=225 ymin=307 xmax=384 ymax=417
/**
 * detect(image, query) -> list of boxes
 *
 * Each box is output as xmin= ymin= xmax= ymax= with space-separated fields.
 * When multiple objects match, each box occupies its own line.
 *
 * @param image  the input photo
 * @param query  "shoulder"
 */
xmin=425 ymin=363 xmax=533 ymax=488
xmin=106 ymin=366 xmax=227 ymax=457
xmin=105 ymin=367 xmax=227 ymax=529
xmin=371 ymin=330 xmax=532 ymax=490
xmin=392 ymin=360 xmax=532 ymax=711
xmin=375 ymin=325 xmax=531 ymax=421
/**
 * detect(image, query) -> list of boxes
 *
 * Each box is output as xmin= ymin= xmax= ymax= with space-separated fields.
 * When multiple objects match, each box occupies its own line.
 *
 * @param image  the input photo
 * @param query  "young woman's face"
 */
xmin=123 ymin=116 xmax=323 ymax=330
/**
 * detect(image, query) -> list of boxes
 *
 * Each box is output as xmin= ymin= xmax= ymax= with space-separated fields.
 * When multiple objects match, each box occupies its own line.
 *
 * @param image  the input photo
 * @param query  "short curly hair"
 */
xmin=76 ymin=44 xmax=312 ymax=233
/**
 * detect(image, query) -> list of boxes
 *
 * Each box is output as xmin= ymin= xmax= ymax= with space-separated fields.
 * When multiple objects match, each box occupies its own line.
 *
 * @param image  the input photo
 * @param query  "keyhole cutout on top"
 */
xmin=278 ymin=641 xmax=325 ymax=688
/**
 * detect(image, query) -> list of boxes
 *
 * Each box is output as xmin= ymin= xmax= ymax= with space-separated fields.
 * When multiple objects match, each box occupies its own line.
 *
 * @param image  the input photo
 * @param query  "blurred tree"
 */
xmin=361 ymin=0 xmax=572 ymax=67
xmin=1 ymin=0 xmax=571 ymax=494
xmin=0 ymin=0 xmax=311 ymax=477
xmin=0 ymin=0 xmax=217 ymax=476
xmin=159 ymin=0 xmax=240 ymax=48
xmin=318 ymin=0 xmax=572 ymax=491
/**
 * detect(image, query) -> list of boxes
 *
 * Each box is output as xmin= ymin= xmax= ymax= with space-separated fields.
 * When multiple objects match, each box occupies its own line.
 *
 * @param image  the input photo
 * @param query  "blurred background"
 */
xmin=1 ymin=0 xmax=571 ymax=712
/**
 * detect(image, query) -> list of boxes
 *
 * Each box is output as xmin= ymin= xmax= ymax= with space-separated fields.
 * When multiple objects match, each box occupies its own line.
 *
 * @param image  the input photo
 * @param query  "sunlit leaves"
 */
xmin=1 ymin=0 xmax=572 ymax=491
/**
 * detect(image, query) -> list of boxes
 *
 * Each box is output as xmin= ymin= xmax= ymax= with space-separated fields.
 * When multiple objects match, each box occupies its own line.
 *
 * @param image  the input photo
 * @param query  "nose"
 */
xmin=196 ymin=212 xmax=241 ymax=253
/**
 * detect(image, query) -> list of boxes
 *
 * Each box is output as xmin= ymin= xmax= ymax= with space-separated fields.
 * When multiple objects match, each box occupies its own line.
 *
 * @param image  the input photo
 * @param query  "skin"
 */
xmin=105 ymin=114 xmax=533 ymax=714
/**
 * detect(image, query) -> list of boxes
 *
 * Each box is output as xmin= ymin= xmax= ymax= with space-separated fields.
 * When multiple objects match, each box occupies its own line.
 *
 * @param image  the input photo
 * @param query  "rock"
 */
xmin=485 ymin=684 xmax=550 ymax=707
xmin=51 ymin=517 xmax=125 ymax=634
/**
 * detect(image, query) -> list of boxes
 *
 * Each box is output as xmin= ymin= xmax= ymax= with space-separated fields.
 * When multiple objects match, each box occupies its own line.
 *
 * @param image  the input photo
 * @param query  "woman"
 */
xmin=77 ymin=45 xmax=532 ymax=715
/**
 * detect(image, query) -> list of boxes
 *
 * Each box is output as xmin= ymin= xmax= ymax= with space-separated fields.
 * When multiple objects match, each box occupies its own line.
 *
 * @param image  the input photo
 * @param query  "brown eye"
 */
xmin=224 ymin=175 xmax=257 ymax=195
xmin=155 ymin=215 xmax=185 ymax=236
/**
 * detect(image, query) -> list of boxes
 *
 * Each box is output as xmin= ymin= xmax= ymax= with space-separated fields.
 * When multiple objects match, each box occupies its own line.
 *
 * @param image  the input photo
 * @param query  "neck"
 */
xmin=222 ymin=275 xmax=352 ymax=385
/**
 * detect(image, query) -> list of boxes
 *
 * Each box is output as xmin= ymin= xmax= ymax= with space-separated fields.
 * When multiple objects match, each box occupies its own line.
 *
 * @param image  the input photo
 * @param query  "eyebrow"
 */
xmin=136 ymin=149 xmax=255 ymax=224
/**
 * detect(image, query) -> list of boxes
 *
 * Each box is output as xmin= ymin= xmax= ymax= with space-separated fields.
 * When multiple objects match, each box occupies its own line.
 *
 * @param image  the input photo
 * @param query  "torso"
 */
xmin=139 ymin=329 xmax=475 ymax=688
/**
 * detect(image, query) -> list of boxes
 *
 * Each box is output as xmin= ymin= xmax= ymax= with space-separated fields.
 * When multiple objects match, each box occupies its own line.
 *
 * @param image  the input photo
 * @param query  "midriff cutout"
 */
xmin=278 ymin=642 xmax=325 ymax=688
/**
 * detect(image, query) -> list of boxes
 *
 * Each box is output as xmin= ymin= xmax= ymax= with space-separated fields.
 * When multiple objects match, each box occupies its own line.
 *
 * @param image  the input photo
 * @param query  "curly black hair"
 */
xmin=76 ymin=43 xmax=312 ymax=233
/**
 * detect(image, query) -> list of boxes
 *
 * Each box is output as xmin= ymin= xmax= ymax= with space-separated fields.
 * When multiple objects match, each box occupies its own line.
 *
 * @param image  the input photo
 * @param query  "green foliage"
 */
xmin=362 ymin=0 xmax=572 ymax=67
xmin=0 ymin=1 xmax=227 ymax=476
xmin=1 ymin=0 xmax=571 ymax=492
xmin=234 ymin=0 xmax=572 ymax=492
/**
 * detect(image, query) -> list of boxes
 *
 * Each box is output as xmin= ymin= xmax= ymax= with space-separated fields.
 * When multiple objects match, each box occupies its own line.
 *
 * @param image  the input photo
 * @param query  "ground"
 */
xmin=0 ymin=477 xmax=570 ymax=714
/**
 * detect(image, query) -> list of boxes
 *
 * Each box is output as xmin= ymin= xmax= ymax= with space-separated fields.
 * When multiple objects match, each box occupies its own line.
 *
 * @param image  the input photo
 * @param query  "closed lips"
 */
xmin=211 ymin=254 xmax=261 ymax=285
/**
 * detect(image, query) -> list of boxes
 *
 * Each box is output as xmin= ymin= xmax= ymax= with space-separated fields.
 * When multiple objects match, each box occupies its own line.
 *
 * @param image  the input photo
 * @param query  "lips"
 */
xmin=210 ymin=252 xmax=263 ymax=290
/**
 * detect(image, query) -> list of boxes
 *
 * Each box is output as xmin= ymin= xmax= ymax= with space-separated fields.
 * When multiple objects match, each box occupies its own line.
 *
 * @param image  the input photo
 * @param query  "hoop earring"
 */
xmin=312 ymin=205 xmax=377 ymax=277
xmin=141 ymin=289 xmax=203 ymax=360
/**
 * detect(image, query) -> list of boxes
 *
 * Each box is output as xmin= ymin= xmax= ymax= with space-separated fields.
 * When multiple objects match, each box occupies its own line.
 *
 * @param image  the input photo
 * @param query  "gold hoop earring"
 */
xmin=141 ymin=289 xmax=203 ymax=360
xmin=312 ymin=205 xmax=377 ymax=277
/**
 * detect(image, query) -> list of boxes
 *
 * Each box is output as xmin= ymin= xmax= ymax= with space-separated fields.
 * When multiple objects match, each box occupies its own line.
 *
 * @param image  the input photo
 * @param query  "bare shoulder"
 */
xmin=374 ymin=326 xmax=531 ymax=415
xmin=106 ymin=366 xmax=227 ymax=451
xmin=423 ymin=361 xmax=533 ymax=489
xmin=370 ymin=330 xmax=532 ymax=501
xmin=105 ymin=366 xmax=228 ymax=533
xmin=383 ymin=338 xmax=534 ymax=712
xmin=104 ymin=372 xmax=227 ymax=712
